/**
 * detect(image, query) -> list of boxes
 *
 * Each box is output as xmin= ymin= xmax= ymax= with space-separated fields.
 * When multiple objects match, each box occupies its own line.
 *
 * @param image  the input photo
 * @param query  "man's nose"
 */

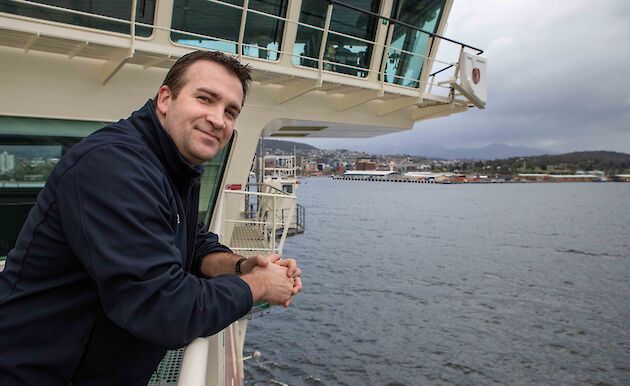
xmin=206 ymin=107 xmax=226 ymax=130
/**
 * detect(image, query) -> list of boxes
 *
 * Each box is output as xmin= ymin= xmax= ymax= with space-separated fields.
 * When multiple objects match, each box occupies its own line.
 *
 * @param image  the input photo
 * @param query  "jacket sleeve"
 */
xmin=56 ymin=144 xmax=253 ymax=349
xmin=192 ymin=222 xmax=233 ymax=277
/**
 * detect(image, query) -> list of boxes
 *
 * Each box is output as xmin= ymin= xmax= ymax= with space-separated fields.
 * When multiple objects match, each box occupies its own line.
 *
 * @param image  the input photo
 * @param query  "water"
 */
xmin=244 ymin=179 xmax=630 ymax=385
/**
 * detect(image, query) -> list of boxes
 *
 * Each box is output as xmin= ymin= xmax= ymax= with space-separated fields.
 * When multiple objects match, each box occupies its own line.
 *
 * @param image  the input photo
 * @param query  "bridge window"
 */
xmin=0 ymin=117 xmax=104 ymax=258
xmin=171 ymin=0 xmax=288 ymax=61
xmin=293 ymin=0 xmax=381 ymax=78
xmin=382 ymin=0 xmax=446 ymax=87
xmin=0 ymin=0 xmax=155 ymax=37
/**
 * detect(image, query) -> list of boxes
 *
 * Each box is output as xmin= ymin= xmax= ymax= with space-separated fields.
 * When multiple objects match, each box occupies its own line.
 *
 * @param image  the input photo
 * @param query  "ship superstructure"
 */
xmin=0 ymin=0 xmax=486 ymax=384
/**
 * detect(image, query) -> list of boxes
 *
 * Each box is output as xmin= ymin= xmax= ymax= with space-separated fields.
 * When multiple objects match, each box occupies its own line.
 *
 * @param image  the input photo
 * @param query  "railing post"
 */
xmin=130 ymin=0 xmax=137 ymax=52
xmin=277 ymin=198 xmax=295 ymax=254
xmin=450 ymin=45 xmax=465 ymax=100
xmin=318 ymin=2 xmax=334 ymax=78
xmin=271 ymin=195 xmax=277 ymax=252
xmin=237 ymin=0 xmax=250 ymax=60
xmin=379 ymin=21 xmax=394 ymax=90
xmin=213 ymin=189 xmax=227 ymax=239
xmin=453 ymin=45 xmax=464 ymax=80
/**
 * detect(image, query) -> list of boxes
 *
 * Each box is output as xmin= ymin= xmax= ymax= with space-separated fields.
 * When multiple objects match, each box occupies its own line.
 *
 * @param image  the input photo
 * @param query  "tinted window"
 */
xmin=293 ymin=0 xmax=381 ymax=77
xmin=381 ymin=0 xmax=446 ymax=87
xmin=171 ymin=0 xmax=288 ymax=61
xmin=0 ymin=0 xmax=155 ymax=37
xmin=198 ymin=135 xmax=233 ymax=224
xmin=0 ymin=137 xmax=85 ymax=257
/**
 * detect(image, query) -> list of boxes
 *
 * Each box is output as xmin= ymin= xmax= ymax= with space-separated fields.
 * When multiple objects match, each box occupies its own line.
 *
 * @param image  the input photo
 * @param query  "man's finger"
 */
xmin=266 ymin=253 xmax=281 ymax=263
xmin=276 ymin=258 xmax=298 ymax=277
xmin=293 ymin=277 xmax=302 ymax=295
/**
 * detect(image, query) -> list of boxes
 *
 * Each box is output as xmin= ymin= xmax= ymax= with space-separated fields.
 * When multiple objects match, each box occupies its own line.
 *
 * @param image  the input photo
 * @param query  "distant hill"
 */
xmin=447 ymin=143 xmax=551 ymax=160
xmin=509 ymin=151 xmax=630 ymax=171
xmin=355 ymin=142 xmax=549 ymax=160
xmin=258 ymin=139 xmax=318 ymax=154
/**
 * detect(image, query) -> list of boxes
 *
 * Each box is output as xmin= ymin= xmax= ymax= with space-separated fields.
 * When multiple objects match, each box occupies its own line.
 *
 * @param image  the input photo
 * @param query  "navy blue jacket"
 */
xmin=0 ymin=101 xmax=253 ymax=385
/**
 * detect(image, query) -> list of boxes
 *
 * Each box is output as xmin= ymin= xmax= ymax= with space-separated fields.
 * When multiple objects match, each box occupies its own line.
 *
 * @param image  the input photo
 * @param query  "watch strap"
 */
xmin=235 ymin=257 xmax=248 ymax=275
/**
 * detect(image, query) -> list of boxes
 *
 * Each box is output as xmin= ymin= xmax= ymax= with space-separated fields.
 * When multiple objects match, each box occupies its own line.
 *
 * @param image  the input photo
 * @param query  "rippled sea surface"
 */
xmin=244 ymin=179 xmax=630 ymax=386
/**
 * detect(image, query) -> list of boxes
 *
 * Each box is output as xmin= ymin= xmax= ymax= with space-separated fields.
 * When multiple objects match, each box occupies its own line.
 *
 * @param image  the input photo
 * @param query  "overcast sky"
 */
xmin=299 ymin=0 xmax=630 ymax=154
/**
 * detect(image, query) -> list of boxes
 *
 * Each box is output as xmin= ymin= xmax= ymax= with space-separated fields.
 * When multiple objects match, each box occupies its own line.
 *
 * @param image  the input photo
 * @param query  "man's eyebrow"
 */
xmin=197 ymin=87 xmax=218 ymax=97
xmin=197 ymin=87 xmax=241 ymax=112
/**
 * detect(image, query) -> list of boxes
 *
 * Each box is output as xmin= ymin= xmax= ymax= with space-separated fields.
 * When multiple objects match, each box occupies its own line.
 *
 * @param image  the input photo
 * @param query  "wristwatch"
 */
xmin=235 ymin=257 xmax=248 ymax=275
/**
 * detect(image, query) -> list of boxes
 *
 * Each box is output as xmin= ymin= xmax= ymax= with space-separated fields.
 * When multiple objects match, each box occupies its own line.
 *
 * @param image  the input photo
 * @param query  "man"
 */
xmin=0 ymin=50 xmax=302 ymax=385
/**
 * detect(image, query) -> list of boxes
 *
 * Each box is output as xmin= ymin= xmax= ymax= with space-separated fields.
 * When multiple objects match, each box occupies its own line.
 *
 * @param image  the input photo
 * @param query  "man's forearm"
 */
xmin=200 ymin=251 xmax=243 ymax=277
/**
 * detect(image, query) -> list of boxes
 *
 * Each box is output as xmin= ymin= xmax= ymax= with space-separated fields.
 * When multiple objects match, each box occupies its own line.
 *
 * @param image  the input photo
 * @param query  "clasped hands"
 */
xmin=240 ymin=253 xmax=302 ymax=308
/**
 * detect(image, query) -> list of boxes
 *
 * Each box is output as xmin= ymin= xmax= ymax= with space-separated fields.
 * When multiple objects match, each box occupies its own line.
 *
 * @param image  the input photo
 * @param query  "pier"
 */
xmin=331 ymin=175 xmax=511 ymax=184
xmin=333 ymin=175 xmax=441 ymax=183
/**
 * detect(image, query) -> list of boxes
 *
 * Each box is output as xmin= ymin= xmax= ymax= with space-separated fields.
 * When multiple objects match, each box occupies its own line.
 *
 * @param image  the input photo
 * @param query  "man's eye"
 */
xmin=197 ymin=96 xmax=210 ymax=102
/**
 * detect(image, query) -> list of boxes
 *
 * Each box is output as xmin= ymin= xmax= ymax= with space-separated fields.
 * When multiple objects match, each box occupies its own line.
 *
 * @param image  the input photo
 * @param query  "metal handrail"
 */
xmin=224 ymin=188 xmax=295 ymax=199
xmin=326 ymin=0 xmax=484 ymax=54
xmin=281 ymin=204 xmax=305 ymax=233
xmin=244 ymin=183 xmax=293 ymax=197
xmin=224 ymin=219 xmax=276 ymax=226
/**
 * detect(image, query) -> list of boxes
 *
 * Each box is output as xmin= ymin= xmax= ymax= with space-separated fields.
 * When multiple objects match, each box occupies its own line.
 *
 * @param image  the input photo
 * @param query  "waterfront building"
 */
xmin=355 ymin=159 xmax=378 ymax=171
xmin=0 ymin=151 xmax=15 ymax=174
xmin=303 ymin=162 xmax=318 ymax=174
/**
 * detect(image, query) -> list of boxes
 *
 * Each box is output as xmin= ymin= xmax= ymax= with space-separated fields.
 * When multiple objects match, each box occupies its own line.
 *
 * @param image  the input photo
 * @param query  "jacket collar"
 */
xmin=129 ymin=100 xmax=203 ymax=183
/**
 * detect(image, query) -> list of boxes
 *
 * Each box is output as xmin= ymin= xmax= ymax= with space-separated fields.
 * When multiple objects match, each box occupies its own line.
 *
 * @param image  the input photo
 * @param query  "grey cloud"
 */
xmin=299 ymin=0 xmax=630 ymax=154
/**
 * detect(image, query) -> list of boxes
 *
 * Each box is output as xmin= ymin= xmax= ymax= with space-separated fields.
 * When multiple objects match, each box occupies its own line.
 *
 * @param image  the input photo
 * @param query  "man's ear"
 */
xmin=156 ymin=85 xmax=172 ymax=116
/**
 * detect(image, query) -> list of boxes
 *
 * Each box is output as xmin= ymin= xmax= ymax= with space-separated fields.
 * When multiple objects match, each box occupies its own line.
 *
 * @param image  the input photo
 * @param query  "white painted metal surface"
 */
xmin=451 ymin=52 xmax=488 ymax=109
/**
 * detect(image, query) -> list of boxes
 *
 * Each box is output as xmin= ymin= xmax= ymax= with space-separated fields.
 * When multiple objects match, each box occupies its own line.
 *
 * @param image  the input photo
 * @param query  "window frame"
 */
xmin=0 ymin=0 xmax=157 ymax=39
xmin=169 ymin=0 xmax=289 ymax=63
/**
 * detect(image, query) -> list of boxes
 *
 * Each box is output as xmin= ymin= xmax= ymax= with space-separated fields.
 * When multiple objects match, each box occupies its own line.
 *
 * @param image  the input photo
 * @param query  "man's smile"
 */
xmin=194 ymin=126 xmax=221 ymax=144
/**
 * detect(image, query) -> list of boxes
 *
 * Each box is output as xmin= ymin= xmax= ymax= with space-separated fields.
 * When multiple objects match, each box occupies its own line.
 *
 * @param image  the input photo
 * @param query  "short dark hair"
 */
xmin=155 ymin=50 xmax=252 ymax=104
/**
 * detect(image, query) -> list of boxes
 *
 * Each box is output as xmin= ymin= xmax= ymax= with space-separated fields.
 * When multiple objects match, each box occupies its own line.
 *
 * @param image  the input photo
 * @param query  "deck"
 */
xmin=229 ymin=224 xmax=271 ymax=257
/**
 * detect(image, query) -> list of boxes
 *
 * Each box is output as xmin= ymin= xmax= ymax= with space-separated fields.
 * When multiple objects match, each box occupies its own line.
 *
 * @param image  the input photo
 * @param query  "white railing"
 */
xmin=218 ymin=183 xmax=296 ymax=257
xmin=169 ymin=183 xmax=296 ymax=386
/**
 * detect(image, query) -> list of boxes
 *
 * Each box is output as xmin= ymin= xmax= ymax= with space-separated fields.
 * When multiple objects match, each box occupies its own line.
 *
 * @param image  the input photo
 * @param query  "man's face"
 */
xmin=156 ymin=60 xmax=243 ymax=165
